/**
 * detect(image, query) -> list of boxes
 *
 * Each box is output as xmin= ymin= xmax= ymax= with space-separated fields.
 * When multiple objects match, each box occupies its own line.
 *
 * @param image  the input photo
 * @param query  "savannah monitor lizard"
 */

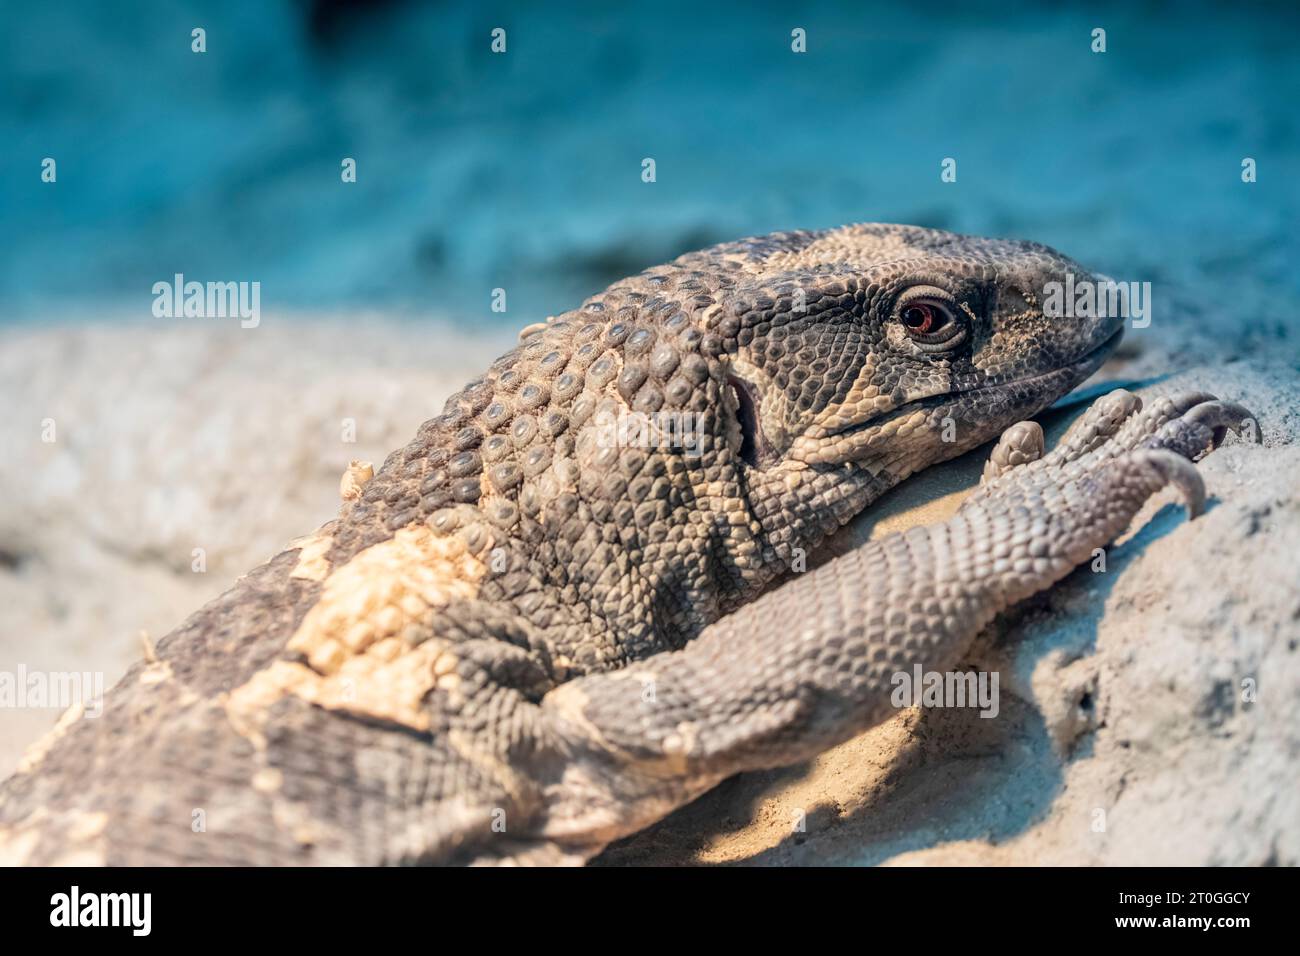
xmin=0 ymin=223 xmax=1253 ymax=865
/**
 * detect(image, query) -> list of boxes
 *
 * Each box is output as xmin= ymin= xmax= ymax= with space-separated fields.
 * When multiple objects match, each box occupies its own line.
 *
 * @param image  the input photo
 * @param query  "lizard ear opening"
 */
xmin=728 ymin=372 xmax=775 ymax=468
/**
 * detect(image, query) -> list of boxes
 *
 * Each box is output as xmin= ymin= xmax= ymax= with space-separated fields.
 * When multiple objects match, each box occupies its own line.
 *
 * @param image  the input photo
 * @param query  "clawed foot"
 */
xmin=985 ymin=388 xmax=1256 ymax=480
xmin=1055 ymin=388 xmax=1259 ymax=463
xmin=969 ymin=389 xmax=1258 ymax=531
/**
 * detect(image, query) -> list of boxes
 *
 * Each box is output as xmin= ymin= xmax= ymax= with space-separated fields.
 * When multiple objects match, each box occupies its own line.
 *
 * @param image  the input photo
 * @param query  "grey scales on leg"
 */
xmin=535 ymin=391 xmax=1244 ymax=856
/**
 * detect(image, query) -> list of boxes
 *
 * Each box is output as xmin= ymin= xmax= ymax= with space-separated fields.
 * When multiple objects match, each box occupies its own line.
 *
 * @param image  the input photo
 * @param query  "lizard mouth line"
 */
xmin=826 ymin=325 xmax=1124 ymax=441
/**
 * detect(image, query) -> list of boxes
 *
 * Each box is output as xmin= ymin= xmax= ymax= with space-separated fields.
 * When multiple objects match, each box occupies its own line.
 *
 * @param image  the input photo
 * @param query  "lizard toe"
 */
xmin=1128 ymin=448 xmax=1207 ymax=519
xmin=1138 ymin=398 xmax=1259 ymax=461
xmin=1043 ymin=387 xmax=1143 ymax=467
xmin=1183 ymin=399 xmax=1260 ymax=448
xmin=982 ymin=420 xmax=1045 ymax=483
xmin=1112 ymin=390 xmax=1217 ymax=450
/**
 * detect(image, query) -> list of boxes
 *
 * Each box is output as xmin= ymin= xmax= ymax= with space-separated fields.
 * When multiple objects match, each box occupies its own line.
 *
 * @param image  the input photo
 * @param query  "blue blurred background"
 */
xmin=3 ymin=0 xmax=1297 ymax=347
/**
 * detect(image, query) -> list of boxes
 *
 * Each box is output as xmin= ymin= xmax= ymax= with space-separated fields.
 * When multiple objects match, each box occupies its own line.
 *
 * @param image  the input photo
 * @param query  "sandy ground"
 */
xmin=1 ymin=315 xmax=1296 ymax=865
xmin=0 ymin=316 xmax=513 ymax=773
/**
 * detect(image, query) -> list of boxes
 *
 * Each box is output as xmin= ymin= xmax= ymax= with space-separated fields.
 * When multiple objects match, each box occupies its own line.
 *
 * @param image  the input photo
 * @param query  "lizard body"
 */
xmin=0 ymin=223 xmax=1250 ymax=865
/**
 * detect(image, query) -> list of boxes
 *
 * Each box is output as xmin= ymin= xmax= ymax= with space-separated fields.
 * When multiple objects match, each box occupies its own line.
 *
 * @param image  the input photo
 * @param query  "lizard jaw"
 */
xmin=791 ymin=325 xmax=1125 ymax=468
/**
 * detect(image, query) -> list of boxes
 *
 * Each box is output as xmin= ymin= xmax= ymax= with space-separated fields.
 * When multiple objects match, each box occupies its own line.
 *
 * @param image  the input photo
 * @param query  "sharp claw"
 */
xmin=1165 ymin=391 xmax=1219 ymax=416
xmin=1133 ymin=449 xmax=1206 ymax=519
xmin=1185 ymin=400 xmax=1260 ymax=448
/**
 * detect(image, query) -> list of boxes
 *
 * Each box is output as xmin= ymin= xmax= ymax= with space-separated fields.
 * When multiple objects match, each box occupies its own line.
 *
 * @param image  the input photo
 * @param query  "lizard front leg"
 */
xmin=536 ymin=394 xmax=1253 ymax=854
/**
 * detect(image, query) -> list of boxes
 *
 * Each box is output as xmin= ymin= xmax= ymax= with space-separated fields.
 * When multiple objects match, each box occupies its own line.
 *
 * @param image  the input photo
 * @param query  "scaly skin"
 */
xmin=0 ymin=223 xmax=1252 ymax=865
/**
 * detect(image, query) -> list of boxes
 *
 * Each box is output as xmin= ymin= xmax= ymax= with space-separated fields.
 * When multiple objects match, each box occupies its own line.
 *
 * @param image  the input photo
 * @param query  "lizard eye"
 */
xmin=894 ymin=288 xmax=964 ymax=348
xmin=900 ymin=303 xmax=946 ymax=334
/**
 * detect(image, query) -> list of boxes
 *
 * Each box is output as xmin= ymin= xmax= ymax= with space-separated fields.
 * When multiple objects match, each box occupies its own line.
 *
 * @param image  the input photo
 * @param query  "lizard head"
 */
xmin=713 ymin=224 xmax=1124 ymax=484
xmin=405 ymin=223 xmax=1126 ymax=641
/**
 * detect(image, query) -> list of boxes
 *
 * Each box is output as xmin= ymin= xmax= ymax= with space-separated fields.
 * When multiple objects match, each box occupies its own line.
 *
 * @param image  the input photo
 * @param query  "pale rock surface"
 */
xmin=0 ymin=317 xmax=510 ymax=772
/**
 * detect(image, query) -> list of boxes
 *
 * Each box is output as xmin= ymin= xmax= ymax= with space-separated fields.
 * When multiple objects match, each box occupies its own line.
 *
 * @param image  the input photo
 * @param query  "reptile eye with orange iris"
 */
xmin=901 ymin=303 xmax=942 ymax=334
xmin=894 ymin=290 xmax=964 ymax=349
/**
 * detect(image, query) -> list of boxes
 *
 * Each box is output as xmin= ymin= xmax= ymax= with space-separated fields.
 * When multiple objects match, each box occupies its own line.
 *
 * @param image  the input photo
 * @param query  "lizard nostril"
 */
xmin=999 ymin=285 xmax=1031 ymax=314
